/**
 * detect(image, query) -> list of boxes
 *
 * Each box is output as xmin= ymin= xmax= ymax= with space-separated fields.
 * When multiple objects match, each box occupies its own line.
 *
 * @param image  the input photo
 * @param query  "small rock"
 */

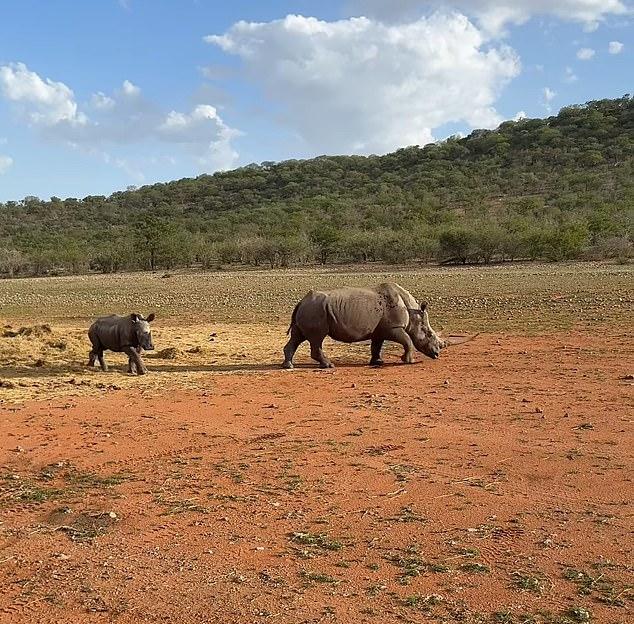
xmin=108 ymin=511 xmax=118 ymax=519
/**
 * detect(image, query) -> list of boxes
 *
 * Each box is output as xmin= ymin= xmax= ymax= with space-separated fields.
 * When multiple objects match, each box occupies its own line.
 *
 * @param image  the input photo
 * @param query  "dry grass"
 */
xmin=1 ymin=262 xmax=631 ymax=328
xmin=1 ymin=262 xmax=631 ymax=403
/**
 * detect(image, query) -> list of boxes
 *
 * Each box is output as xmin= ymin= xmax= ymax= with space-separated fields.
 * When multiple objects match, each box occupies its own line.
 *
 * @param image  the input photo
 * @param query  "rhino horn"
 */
xmin=441 ymin=333 xmax=480 ymax=348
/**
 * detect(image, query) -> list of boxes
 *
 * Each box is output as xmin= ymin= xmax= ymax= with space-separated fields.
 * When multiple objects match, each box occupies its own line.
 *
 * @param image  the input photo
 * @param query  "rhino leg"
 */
xmin=124 ymin=346 xmax=146 ymax=375
xmin=309 ymin=338 xmax=334 ymax=369
xmin=369 ymin=338 xmax=384 ymax=366
xmin=383 ymin=327 xmax=415 ymax=364
xmin=88 ymin=335 xmax=106 ymax=370
xmin=128 ymin=347 xmax=143 ymax=374
xmin=97 ymin=351 xmax=108 ymax=372
xmin=282 ymin=326 xmax=306 ymax=369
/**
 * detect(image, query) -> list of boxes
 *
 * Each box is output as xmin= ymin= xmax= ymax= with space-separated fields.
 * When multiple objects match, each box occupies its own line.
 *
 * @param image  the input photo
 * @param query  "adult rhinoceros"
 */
xmin=88 ymin=312 xmax=155 ymax=375
xmin=282 ymin=282 xmax=458 ymax=369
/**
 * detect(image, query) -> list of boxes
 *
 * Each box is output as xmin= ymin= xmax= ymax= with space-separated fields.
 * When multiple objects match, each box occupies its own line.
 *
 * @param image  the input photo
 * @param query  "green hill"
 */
xmin=1 ymin=96 xmax=632 ymax=276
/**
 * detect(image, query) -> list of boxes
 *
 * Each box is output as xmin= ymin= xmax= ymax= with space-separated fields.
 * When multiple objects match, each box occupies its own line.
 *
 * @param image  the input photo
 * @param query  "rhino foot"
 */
xmin=319 ymin=362 xmax=335 ymax=369
xmin=282 ymin=361 xmax=294 ymax=370
xmin=369 ymin=358 xmax=384 ymax=367
xmin=401 ymin=354 xmax=414 ymax=365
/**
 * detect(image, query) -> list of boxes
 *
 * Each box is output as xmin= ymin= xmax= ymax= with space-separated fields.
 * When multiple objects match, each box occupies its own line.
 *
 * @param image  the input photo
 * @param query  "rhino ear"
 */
xmin=131 ymin=313 xmax=141 ymax=323
xmin=146 ymin=313 xmax=156 ymax=323
xmin=419 ymin=301 xmax=428 ymax=311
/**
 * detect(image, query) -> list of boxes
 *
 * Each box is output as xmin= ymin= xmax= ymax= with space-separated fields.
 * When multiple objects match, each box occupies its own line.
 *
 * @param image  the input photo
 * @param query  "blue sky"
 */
xmin=0 ymin=0 xmax=631 ymax=201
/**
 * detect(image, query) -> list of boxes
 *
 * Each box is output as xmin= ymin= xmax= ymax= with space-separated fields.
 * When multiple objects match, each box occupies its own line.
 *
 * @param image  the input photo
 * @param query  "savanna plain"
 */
xmin=0 ymin=262 xmax=632 ymax=623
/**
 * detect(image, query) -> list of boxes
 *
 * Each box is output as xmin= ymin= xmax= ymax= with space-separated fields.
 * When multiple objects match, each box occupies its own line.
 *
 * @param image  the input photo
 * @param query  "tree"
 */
xmin=0 ymin=247 xmax=25 ymax=277
xmin=134 ymin=215 xmax=167 ymax=270
xmin=90 ymin=241 xmax=133 ymax=273
xmin=340 ymin=230 xmax=380 ymax=262
xmin=57 ymin=239 xmax=89 ymax=274
xmin=473 ymin=225 xmax=505 ymax=264
xmin=132 ymin=215 xmax=191 ymax=270
xmin=543 ymin=222 xmax=589 ymax=261
xmin=310 ymin=224 xmax=340 ymax=265
xmin=0 ymin=96 xmax=631 ymax=275
xmin=438 ymin=227 xmax=477 ymax=264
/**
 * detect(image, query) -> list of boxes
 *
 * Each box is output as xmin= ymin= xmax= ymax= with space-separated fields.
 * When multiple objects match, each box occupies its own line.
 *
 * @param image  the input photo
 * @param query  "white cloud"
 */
xmin=576 ymin=47 xmax=596 ymax=60
xmin=121 ymin=79 xmax=141 ymax=96
xmin=513 ymin=110 xmax=527 ymax=121
xmin=0 ymin=63 xmax=241 ymax=174
xmin=158 ymin=104 xmax=241 ymax=170
xmin=609 ymin=40 xmax=624 ymax=54
xmin=0 ymin=154 xmax=13 ymax=174
xmin=348 ymin=1 xmax=629 ymax=34
xmin=564 ymin=66 xmax=578 ymax=83
xmin=159 ymin=105 xmax=227 ymax=142
xmin=206 ymin=13 xmax=519 ymax=155
xmin=90 ymin=92 xmax=115 ymax=110
xmin=0 ymin=62 xmax=85 ymax=126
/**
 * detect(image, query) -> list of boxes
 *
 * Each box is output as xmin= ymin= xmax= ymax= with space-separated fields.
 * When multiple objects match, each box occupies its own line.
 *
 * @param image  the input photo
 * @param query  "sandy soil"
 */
xmin=0 ymin=332 xmax=632 ymax=623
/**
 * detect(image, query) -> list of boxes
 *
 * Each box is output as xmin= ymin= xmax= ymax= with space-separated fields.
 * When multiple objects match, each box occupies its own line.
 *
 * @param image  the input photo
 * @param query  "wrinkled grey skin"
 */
xmin=88 ymin=313 xmax=155 ymax=375
xmin=282 ymin=283 xmax=444 ymax=369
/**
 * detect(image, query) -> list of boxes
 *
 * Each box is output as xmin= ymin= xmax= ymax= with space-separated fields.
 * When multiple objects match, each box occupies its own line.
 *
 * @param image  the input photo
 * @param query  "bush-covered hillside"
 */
xmin=1 ymin=96 xmax=632 ymax=276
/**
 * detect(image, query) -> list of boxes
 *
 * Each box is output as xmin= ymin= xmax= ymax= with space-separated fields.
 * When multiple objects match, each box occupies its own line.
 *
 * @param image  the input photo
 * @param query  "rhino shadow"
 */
xmin=0 ymin=358 xmax=412 ymax=380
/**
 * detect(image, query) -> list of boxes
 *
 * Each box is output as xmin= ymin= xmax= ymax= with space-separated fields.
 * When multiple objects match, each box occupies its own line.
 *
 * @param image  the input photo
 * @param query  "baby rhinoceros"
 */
xmin=88 ymin=312 xmax=156 ymax=375
xmin=282 ymin=282 xmax=445 ymax=369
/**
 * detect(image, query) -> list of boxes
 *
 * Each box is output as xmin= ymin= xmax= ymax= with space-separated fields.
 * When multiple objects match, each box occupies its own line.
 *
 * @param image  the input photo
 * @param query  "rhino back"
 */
xmin=325 ymin=288 xmax=384 ymax=342
xmin=373 ymin=283 xmax=415 ymax=329
xmin=90 ymin=315 xmax=135 ymax=352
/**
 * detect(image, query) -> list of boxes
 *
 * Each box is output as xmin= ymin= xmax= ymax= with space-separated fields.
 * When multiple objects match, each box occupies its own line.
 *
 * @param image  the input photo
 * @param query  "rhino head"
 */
xmin=131 ymin=312 xmax=156 ymax=351
xmin=407 ymin=302 xmax=444 ymax=359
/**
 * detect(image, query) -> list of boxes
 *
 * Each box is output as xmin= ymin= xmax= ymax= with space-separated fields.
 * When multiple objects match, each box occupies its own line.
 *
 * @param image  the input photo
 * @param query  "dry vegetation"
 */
xmin=0 ymin=262 xmax=632 ymax=403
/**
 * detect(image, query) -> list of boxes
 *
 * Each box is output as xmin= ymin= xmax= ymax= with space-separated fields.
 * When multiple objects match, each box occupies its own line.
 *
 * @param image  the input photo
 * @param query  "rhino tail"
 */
xmin=286 ymin=300 xmax=302 ymax=335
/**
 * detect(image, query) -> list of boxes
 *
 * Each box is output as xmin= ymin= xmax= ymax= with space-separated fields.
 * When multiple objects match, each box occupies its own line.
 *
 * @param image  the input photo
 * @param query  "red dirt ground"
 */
xmin=1 ymin=332 xmax=632 ymax=623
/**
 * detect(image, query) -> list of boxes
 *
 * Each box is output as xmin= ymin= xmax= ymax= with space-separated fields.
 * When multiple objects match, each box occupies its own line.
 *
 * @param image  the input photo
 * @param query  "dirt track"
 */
xmin=1 ymin=332 xmax=632 ymax=623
